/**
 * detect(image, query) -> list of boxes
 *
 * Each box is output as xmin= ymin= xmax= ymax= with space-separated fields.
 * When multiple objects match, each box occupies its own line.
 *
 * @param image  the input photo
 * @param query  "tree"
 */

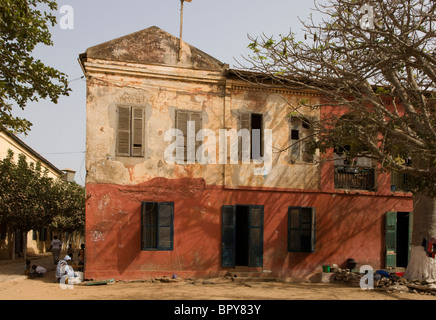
xmin=0 ymin=149 xmax=85 ymax=259
xmin=0 ymin=0 xmax=70 ymax=134
xmin=0 ymin=150 xmax=54 ymax=259
xmin=49 ymin=180 xmax=86 ymax=239
xmin=241 ymin=0 xmax=436 ymax=281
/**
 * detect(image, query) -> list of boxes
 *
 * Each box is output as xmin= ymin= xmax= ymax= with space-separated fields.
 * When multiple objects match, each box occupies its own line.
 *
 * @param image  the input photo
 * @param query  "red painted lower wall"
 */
xmin=84 ymin=177 xmax=412 ymax=281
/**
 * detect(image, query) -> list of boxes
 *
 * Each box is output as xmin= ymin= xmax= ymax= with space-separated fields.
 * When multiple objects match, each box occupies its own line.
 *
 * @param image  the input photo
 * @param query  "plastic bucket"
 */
xmin=322 ymin=265 xmax=330 ymax=273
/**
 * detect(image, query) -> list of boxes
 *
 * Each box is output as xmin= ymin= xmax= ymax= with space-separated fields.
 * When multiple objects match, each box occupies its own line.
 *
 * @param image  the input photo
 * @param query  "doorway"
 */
xmin=396 ymin=212 xmax=410 ymax=268
xmin=221 ymin=205 xmax=264 ymax=268
xmin=385 ymin=211 xmax=412 ymax=268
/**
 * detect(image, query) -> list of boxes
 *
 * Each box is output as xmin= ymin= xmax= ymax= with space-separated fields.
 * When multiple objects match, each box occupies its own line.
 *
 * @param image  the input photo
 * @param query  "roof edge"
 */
xmin=0 ymin=127 xmax=65 ymax=177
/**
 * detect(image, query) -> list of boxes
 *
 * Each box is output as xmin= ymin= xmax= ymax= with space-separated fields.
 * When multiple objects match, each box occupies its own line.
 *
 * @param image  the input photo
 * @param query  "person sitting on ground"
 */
xmin=29 ymin=265 xmax=47 ymax=278
xmin=56 ymin=255 xmax=72 ymax=283
xmin=24 ymin=260 xmax=31 ymax=276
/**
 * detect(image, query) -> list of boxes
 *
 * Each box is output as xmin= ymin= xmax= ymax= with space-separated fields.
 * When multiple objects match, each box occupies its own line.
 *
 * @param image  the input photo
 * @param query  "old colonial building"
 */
xmin=80 ymin=26 xmax=413 ymax=281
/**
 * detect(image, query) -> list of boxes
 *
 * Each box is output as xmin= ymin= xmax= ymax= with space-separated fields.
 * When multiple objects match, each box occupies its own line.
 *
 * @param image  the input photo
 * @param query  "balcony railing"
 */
xmin=391 ymin=171 xmax=410 ymax=192
xmin=334 ymin=165 xmax=376 ymax=191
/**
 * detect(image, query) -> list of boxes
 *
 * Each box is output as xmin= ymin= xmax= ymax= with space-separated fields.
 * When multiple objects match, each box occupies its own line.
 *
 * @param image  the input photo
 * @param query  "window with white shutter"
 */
xmin=116 ymin=106 xmax=145 ymax=157
xmin=175 ymin=110 xmax=202 ymax=163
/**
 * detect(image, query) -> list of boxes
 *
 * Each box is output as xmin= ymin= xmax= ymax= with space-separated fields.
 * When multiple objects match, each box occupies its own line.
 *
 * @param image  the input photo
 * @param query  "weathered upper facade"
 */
xmin=80 ymin=26 xmax=413 ymax=281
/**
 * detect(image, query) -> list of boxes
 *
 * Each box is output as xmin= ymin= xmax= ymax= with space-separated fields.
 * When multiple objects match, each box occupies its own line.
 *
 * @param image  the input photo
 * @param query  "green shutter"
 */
xmin=288 ymin=207 xmax=301 ymax=252
xmin=141 ymin=202 xmax=157 ymax=249
xmin=307 ymin=207 xmax=316 ymax=252
xmin=288 ymin=207 xmax=316 ymax=252
xmin=248 ymin=205 xmax=264 ymax=267
xmin=157 ymin=203 xmax=174 ymax=251
xmin=385 ymin=211 xmax=397 ymax=267
xmin=222 ymin=206 xmax=236 ymax=267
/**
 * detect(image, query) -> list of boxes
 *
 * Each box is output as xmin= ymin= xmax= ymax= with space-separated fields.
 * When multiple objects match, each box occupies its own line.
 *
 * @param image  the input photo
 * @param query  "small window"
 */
xmin=289 ymin=117 xmax=314 ymax=163
xmin=291 ymin=129 xmax=299 ymax=140
xmin=40 ymin=228 xmax=47 ymax=241
xmin=141 ymin=202 xmax=174 ymax=251
xmin=288 ymin=206 xmax=316 ymax=252
xmin=116 ymin=106 xmax=145 ymax=157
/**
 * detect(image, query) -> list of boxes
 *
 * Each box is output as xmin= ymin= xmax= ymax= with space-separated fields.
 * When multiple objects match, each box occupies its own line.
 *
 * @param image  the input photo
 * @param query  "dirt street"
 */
xmin=1 ymin=253 xmax=435 ymax=301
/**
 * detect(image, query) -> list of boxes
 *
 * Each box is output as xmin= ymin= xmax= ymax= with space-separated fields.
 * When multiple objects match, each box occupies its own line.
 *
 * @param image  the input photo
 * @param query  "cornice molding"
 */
xmin=84 ymin=59 xmax=227 ymax=85
xmin=230 ymin=83 xmax=322 ymax=97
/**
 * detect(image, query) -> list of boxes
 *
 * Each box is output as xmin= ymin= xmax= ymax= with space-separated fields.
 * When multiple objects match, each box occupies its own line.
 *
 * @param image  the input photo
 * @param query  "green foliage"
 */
xmin=0 ymin=0 xmax=70 ymax=134
xmin=0 ymin=149 xmax=85 ymax=233
xmin=49 ymin=180 xmax=85 ymax=234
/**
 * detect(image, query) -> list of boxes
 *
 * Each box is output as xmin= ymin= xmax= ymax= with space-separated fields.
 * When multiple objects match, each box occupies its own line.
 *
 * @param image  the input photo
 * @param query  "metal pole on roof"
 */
xmin=178 ymin=0 xmax=191 ymax=61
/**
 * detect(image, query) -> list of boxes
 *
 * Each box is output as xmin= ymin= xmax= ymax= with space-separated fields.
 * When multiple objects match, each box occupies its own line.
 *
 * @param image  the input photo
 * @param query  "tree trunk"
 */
xmin=11 ymin=232 xmax=15 ymax=261
xmin=405 ymin=192 xmax=436 ymax=282
xmin=23 ymin=231 xmax=27 ymax=261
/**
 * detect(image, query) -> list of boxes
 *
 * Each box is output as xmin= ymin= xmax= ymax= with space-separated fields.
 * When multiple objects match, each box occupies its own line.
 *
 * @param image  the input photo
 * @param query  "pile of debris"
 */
xmin=333 ymin=269 xmax=436 ymax=295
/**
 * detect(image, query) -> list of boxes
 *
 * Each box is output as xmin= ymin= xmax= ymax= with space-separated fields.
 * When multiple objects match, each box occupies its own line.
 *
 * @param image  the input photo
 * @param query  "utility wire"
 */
xmin=68 ymin=75 xmax=85 ymax=83
xmin=40 ymin=151 xmax=86 ymax=155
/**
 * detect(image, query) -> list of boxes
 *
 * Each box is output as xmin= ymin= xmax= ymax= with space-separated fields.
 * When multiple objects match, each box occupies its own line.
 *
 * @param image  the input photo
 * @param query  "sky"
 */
xmin=12 ymin=0 xmax=321 ymax=185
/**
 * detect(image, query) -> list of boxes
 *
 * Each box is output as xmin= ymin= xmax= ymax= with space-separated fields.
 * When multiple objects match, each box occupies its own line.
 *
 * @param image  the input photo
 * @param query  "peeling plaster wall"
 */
xmin=85 ymin=62 xmax=322 ymax=190
xmin=224 ymin=82 xmax=321 ymax=190
xmin=85 ymin=59 xmax=226 ymax=186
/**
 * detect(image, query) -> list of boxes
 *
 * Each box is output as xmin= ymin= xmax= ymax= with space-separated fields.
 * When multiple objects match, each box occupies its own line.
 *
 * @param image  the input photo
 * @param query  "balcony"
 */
xmin=391 ymin=171 xmax=410 ymax=192
xmin=334 ymin=165 xmax=376 ymax=191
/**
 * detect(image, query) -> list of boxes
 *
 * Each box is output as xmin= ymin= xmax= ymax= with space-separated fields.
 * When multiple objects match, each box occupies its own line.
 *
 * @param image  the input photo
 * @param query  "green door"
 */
xmin=222 ymin=206 xmax=236 ymax=267
xmin=385 ymin=212 xmax=397 ymax=268
xmin=248 ymin=205 xmax=264 ymax=267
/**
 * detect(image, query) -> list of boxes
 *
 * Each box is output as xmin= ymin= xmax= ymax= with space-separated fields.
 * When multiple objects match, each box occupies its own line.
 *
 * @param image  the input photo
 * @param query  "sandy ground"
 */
xmin=1 ymin=253 xmax=435 ymax=301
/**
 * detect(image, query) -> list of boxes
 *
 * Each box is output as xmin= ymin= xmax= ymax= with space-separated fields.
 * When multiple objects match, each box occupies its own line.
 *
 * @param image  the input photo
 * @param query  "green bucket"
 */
xmin=322 ymin=265 xmax=330 ymax=273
